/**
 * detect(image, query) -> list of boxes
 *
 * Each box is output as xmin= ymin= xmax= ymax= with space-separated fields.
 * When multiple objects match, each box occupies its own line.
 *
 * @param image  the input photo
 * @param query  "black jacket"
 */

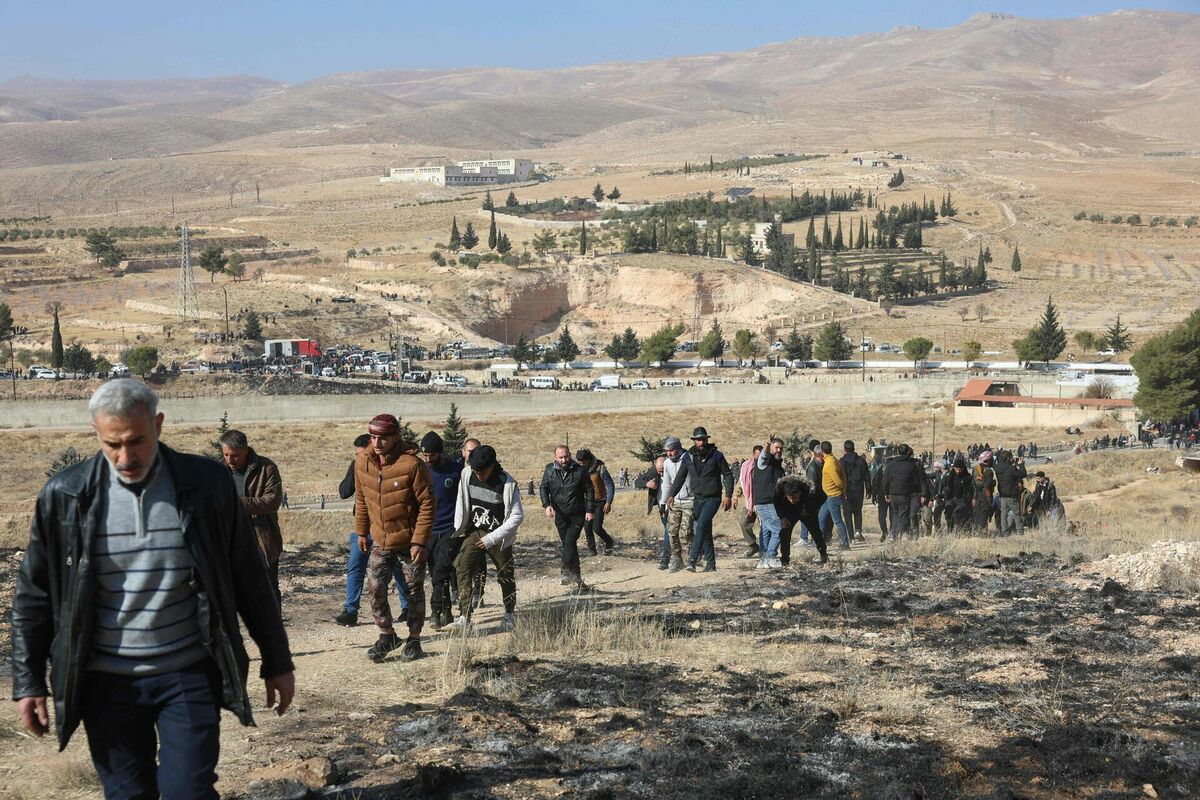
xmin=940 ymin=469 xmax=974 ymax=503
xmin=840 ymin=452 xmax=870 ymax=496
xmin=993 ymin=460 xmax=1028 ymax=498
xmin=751 ymin=452 xmax=784 ymax=507
xmin=882 ymin=457 xmax=925 ymax=497
xmin=773 ymin=483 xmax=821 ymax=534
xmin=634 ymin=466 xmax=662 ymax=514
xmin=11 ymin=444 xmax=293 ymax=751
xmin=806 ymin=459 xmax=826 ymax=511
xmin=338 ymin=459 xmax=356 ymax=500
xmin=669 ymin=444 xmax=734 ymax=500
xmin=539 ymin=460 xmax=595 ymax=516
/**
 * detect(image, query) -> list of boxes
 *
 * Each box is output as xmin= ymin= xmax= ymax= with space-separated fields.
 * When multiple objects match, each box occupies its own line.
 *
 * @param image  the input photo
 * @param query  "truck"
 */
xmin=264 ymin=338 xmax=321 ymax=358
xmin=590 ymin=374 xmax=620 ymax=391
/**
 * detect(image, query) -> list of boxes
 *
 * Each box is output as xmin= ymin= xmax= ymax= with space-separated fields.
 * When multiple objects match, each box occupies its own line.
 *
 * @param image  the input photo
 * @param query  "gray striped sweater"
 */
xmin=88 ymin=455 xmax=207 ymax=675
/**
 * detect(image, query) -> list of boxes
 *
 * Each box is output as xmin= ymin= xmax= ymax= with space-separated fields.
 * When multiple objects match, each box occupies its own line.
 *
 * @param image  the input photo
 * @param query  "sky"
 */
xmin=0 ymin=1 xmax=1197 ymax=83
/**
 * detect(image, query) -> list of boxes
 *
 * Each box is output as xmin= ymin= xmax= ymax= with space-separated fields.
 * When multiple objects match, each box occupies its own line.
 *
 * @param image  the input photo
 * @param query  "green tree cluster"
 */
xmin=1131 ymin=309 xmax=1200 ymax=421
xmin=640 ymin=323 xmax=686 ymax=365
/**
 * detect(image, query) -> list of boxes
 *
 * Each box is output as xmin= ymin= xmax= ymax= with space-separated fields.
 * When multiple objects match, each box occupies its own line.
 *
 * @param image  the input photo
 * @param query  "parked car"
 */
xmin=630 ymin=380 xmax=651 ymax=390
xmin=320 ymin=366 xmax=337 ymax=377
xmin=29 ymin=366 xmax=56 ymax=379
xmin=331 ymin=295 xmax=356 ymax=303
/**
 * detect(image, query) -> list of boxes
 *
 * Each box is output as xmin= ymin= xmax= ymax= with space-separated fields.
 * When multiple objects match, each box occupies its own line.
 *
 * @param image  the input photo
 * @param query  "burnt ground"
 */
xmin=2 ymin=538 xmax=1199 ymax=799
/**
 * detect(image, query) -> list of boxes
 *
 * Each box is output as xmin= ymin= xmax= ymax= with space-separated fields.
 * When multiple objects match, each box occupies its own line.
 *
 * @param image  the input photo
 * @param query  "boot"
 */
xmin=367 ymin=633 xmax=402 ymax=662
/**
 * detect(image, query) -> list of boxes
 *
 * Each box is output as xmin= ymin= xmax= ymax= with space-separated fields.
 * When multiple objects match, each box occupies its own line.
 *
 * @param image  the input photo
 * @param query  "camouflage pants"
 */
xmin=367 ymin=545 xmax=425 ymax=638
xmin=667 ymin=502 xmax=695 ymax=561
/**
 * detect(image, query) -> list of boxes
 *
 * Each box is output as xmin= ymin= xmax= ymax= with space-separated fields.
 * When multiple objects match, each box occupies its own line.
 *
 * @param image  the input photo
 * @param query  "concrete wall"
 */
xmin=2 ymin=378 xmax=963 ymax=430
xmin=953 ymin=404 xmax=1135 ymax=429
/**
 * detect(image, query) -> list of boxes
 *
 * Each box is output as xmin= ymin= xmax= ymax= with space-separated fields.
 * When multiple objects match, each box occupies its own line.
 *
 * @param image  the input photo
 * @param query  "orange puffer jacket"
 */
xmin=354 ymin=442 xmax=435 ymax=552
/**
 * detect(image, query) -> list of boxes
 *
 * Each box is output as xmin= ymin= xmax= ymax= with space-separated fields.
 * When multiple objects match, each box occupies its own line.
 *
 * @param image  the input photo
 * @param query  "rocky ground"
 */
xmin=2 ymin=528 xmax=1199 ymax=799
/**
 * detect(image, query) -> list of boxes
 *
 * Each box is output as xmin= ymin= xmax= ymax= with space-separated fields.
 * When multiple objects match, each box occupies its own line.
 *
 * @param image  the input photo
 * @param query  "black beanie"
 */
xmin=420 ymin=431 xmax=444 ymax=454
xmin=469 ymin=444 xmax=497 ymax=471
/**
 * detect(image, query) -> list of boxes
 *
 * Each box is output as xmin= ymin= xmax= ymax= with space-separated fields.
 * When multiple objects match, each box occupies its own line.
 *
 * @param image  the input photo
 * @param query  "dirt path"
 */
xmin=1062 ymin=476 xmax=1150 ymax=509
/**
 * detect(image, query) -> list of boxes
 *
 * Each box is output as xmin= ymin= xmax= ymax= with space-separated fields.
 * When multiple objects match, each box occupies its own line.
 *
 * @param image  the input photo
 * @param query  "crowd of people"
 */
xmin=10 ymin=378 xmax=1124 ymax=797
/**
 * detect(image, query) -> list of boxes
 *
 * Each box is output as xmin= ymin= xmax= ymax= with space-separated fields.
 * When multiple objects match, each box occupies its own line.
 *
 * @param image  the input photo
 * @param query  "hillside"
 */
xmin=1 ymin=10 xmax=1197 ymax=169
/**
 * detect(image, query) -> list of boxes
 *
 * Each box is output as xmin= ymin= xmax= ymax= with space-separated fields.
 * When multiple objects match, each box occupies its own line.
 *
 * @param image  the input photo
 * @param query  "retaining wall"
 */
xmin=1 ymin=378 xmax=962 ymax=429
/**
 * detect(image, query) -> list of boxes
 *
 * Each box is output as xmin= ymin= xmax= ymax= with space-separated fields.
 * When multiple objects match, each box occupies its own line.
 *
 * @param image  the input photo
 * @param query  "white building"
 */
xmin=749 ymin=222 xmax=795 ymax=256
xmin=380 ymin=157 xmax=533 ymax=187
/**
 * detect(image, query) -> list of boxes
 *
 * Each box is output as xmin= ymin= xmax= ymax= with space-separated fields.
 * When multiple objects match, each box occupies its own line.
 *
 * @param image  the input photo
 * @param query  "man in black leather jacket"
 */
xmin=11 ymin=380 xmax=293 ymax=798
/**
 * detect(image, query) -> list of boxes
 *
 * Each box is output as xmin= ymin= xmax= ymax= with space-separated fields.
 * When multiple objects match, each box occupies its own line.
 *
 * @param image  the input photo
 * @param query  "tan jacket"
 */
xmin=239 ymin=449 xmax=283 ymax=565
xmin=354 ymin=441 xmax=435 ymax=551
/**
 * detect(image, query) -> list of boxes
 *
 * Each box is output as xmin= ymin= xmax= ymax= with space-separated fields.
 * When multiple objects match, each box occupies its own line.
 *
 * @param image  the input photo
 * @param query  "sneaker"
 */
xmin=587 ymin=547 xmax=599 ymax=557
xmin=333 ymin=610 xmax=358 ymax=627
xmin=780 ymin=558 xmax=790 ymax=567
xmin=560 ymin=574 xmax=574 ymax=586
xmin=838 ymin=543 xmax=851 ymax=551
xmin=604 ymin=543 xmax=614 ymax=555
xmin=429 ymin=614 xmax=445 ymax=632
xmin=744 ymin=547 xmax=760 ymax=559
xmin=571 ymin=581 xmax=593 ymax=595
xmin=498 ymin=613 xmax=516 ymax=632
xmin=768 ymin=558 xmax=783 ymax=569
xmin=668 ymin=558 xmax=683 ymax=573
xmin=686 ymin=563 xmax=697 ymax=573
xmin=367 ymin=633 xmax=402 ymax=662
xmin=657 ymin=561 xmax=669 ymax=571
xmin=854 ymin=533 xmax=866 ymax=543
xmin=396 ymin=638 xmax=424 ymax=662
xmin=443 ymin=616 xmax=472 ymax=632
xmin=755 ymin=559 xmax=768 ymax=570
xmin=703 ymin=563 xmax=717 ymax=573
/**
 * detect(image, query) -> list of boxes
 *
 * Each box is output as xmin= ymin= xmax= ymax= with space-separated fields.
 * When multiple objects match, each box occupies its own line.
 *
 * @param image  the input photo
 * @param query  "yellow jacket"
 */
xmin=822 ymin=455 xmax=846 ymax=498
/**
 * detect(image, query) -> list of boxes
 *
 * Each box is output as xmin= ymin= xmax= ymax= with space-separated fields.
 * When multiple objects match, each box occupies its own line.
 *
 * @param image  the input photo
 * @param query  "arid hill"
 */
xmin=1 ymin=10 xmax=1197 ymax=170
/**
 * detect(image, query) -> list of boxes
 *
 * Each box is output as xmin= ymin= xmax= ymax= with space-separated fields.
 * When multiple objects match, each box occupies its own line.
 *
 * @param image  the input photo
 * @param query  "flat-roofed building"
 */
xmin=381 ymin=157 xmax=533 ymax=186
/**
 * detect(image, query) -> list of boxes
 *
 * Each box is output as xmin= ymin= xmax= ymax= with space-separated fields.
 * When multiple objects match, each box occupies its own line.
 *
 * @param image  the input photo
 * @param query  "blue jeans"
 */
xmin=688 ymin=496 xmax=720 ymax=566
xmin=756 ymin=504 xmax=782 ymax=558
xmin=82 ymin=660 xmax=222 ymax=800
xmin=820 ymin=496 xmax=850 ymax=547
xmin=346 ymin=533 xmax=408 ymax=614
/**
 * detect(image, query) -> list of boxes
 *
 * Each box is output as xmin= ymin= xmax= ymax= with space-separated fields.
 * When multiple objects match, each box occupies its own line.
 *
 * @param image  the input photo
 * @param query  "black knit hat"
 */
xmin=419 ymin=431 xmax=444 ymax=454
xmin=468 ymin=444 xmax=497 ymax=471
xmin=575 ymin=448 xmax=594 ymax=463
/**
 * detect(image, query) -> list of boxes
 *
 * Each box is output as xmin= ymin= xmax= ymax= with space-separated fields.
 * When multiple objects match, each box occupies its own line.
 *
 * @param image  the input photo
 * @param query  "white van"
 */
xmin=528 ymin=376 xmax=559 ymax=390
xmin=658 ymin=378 xmax=684 ymax=387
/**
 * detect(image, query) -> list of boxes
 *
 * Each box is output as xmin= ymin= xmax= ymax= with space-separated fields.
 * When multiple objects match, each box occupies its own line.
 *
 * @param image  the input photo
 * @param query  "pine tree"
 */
xmin=1105 ymin=315 xmax=1132 ymax=353
xmin=592 ymin=183 xmax=605 ymax=202
xmin=496 ymin=230 xmax=512 ymax=255
xmin=579 ymin=221 xmax=588 ymax=255
xmin=511 ymin=333 xmax=533 ymax=368
xmin=462 ymin=221 xmax=479 ymax=250
xmin=505 ymin=191 xmax=518 ymax=208
xmin=1029 ymin=297 xmax=1067 ymax=363
xmin=805 ymin=217 xmax=816 ymax=249
xmin=209 ymin=411 xmax=231 ymax=461
xmin=242 ymin=309 xmax=263 ymax=340
xmin=555 ymin=325 xmax=580 ymax=364
xmin=482 ymin=190 xmax=494 ymax=211
xmin=698 ymin=320 xmax=726 ymax=361
xmin=833 ymin=216 xmax=844 ymax=250
xmin=738 ymin=235 xmax=758 ymax=266
xmin=488 ymin=210 xmax=497 ymax=250
xmin=442 ymin=403 xmax=468 ymax=454
xmin=448 ymin=216 xmax=462 ymax=251
xmin=814 ymin=321 xmax=853 ymax=362
xmin=1010 ymin=246 xmax=1022 ymax=273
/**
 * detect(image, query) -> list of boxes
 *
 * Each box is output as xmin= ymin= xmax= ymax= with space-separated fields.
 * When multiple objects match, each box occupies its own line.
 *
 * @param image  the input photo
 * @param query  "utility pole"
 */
xmin=255 ymin=181 xmax=261 ymax=204
xmin=862 ymin=329 xmax=866 ymax=382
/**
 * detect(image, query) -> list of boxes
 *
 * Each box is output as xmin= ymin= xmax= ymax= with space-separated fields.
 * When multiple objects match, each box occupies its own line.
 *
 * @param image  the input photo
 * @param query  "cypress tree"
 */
xmin=580 ymin=221 xmax=588 ymax=255
xmin=1011 ymin=246 xmax=1022 ymax=273
xmin=822 ymin=215 xmax=832 ymax=249
xmin=49 ymin=304 xmax=63 ymax=370
xmin=448 ymin=216 xmax=462 ymax=250
xmin=847 ymin=219 xmax=853 ymax=250
xmin=716 ymin=227 xmax=723 ymax=258
xmin=488 ymin=209 xmax=497 ymax=250
xmin=939 ymin=253 xmax=948 ymax=286
xmin=833 ymin=216 xmax=844 ymax=250
xmin=709 ymin=155 xmax=714 ymax=172
xmin=806 ymin=217 xmax=816 ymax=249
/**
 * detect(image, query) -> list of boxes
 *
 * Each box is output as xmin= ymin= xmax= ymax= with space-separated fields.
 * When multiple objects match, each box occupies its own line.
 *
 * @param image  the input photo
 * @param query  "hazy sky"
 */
xmin=1 ymin=1 xmax=1196 ymax=83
